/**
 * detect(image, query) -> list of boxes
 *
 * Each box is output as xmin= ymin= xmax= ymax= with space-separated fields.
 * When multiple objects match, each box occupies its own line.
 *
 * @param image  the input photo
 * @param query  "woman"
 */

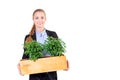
xmin=19 ymin=9 xmax=58 ymax=80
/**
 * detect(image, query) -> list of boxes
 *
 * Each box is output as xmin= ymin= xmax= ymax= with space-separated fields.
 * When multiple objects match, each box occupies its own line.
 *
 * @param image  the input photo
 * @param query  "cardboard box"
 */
xmin=20 ymin=56 xmax=67 ymax=75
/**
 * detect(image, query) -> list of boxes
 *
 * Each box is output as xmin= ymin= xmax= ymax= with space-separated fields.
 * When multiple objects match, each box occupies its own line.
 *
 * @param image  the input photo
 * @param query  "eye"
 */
xmin=41 ymin=16 xmax=44 ymax=19
xmin=35 ymin=17 xmax=39 ymax=19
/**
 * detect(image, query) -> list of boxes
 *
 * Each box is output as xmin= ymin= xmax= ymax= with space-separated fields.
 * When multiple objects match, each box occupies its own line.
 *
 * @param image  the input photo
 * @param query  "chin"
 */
xmin=39 ymin=27 xmax=44 ymax=30
xmin=37 ymin=26 xmax=42 ymax=28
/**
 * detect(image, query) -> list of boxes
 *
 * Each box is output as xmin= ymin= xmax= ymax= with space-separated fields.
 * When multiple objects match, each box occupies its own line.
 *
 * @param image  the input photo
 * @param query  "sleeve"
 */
xmin=22 ymin=35 xmax=29 ymax=59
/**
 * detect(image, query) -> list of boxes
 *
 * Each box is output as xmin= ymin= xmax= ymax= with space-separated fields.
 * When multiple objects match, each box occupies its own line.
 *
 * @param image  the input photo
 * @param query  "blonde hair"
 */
xmin=25 ymin=9 xmax=46 ymax=42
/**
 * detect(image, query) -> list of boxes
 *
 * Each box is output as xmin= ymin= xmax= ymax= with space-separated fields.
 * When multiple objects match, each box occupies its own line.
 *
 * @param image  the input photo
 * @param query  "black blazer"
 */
xmin=22 ymin=30 xmax=58 ymax=80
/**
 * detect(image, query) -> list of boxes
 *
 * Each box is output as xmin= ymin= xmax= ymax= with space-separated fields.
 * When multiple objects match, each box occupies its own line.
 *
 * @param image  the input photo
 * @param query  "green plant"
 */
xmin=23 ymin=37 xmax=66 ymax=61
xmin=44 ymin=36 xmax=66 ymax=56
xmin=24 ymin=40 xmax=44 ymax=61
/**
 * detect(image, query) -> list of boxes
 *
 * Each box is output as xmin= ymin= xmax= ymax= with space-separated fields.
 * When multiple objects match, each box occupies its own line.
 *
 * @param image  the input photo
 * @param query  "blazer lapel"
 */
xmin=46 ymin=30 xmax=51 ymax=36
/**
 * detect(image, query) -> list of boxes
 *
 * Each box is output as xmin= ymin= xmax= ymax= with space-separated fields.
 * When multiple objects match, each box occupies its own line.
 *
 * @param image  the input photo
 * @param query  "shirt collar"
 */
xmin=36 ymin=29 xmax=46 ymax=36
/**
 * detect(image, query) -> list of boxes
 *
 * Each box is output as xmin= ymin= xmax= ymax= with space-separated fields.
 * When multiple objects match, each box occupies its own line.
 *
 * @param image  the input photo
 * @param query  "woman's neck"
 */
xmin=36 ymin=28 xmax=45 ymax=32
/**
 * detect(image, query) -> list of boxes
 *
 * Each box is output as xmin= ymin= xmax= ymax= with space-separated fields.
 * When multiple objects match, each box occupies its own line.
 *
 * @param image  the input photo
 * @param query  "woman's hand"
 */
xmin=17 ymin=63 xmax=24 ymax=76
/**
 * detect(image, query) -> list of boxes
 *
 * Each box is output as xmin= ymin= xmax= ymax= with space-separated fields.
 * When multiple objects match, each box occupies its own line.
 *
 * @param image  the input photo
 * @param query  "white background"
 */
xmin=0 ymin=0 xmax=120 ymax=80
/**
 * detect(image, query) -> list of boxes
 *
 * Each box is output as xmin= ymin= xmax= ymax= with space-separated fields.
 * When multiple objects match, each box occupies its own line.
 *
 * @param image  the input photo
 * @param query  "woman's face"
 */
xmin=33 ymin=11 xmax=46 ymax=32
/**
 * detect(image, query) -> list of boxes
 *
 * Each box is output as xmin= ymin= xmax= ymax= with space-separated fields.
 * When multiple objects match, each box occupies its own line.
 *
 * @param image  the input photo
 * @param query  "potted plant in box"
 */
xmin=19 ymin=36 xmax=67 ymax=75
xmin=23 ymin=40 xmax=44 ymax=61
xmin=44 ymin=36 xmax=66 ymax=56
